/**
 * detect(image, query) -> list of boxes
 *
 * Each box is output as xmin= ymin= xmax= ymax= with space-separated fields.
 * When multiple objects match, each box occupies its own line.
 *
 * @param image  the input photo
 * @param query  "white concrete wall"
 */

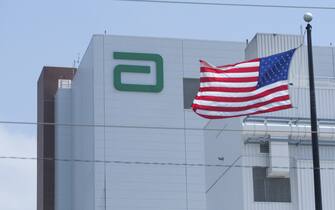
xmin=71 ymin=38 xmax=95 ymax=210
xmin=312 ymin=46 xmax=335 ymax=78
xmin=184 ymin=110 xmax=208 ymax=210
xmin=204 ymin=118 xmax=244 ymax=210
xmin=55 ymin=89 xmax=72 ymax=210
xmin=182 ymin=39 xmax=246 ymax=78
xmin=84 ymin=35 xmax=247 ymax=210
xmin=182 ymin=38 xmax=245 ymax=210
xmin=101 ymin=35 xmax=195 ymax=210
xmin=297 ymin=160 xmax=335 ymax=210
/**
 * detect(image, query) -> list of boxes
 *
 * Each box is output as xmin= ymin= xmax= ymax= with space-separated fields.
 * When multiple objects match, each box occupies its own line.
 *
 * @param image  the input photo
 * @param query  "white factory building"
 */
xmin=41 ymin=33 xmax=335 ymax=210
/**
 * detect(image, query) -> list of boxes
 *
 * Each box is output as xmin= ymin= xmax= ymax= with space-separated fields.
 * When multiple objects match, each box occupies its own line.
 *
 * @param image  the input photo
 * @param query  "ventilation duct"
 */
xmin=243 ymin=116 xmax=335 ymax=178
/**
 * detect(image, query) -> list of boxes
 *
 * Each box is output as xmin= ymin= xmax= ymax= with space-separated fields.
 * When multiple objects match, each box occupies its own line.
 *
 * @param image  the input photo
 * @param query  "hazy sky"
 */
xmin=1 ymin=0 xmax=335 ymax=209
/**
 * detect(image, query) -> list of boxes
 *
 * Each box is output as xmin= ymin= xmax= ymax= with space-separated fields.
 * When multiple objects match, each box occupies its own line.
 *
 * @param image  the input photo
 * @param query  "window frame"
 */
xmin=252 ymin=167 xmax=291 ymax=203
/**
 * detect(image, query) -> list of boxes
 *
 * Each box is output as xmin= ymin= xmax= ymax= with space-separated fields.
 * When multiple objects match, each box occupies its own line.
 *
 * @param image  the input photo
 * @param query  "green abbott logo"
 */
xmin=113 ymin=52 xmax=164 ymax=92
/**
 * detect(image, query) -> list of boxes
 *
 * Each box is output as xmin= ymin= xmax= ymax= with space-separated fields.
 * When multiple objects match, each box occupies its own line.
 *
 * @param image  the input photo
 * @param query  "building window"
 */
xmin=252 ymin=167 xmax=291 ymax=202
xmin=260 ymin=142 xmax=270 ymax=153
xmin=58 ymin=79 xmax=72 ymax=89
xmin=183 ymin=78 xmax=200 ymax=109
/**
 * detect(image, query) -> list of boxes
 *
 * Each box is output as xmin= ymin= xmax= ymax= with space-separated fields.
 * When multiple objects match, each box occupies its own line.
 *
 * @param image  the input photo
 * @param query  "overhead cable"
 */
xmin=1 ymin=155 xmax=335 ymax=170
xmin=0 ymin=120 xmax=334 ymax=134
xmin=115 ymin=0 xmax=335 ymax=10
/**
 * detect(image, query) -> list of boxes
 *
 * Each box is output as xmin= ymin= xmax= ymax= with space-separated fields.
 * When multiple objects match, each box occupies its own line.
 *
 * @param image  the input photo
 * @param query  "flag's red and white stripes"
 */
xmin=192 ymin=60 xmax=292 ymax=119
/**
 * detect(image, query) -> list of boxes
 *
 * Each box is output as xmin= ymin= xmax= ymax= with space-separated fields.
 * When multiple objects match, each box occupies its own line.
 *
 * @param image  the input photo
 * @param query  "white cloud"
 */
xmin=0 ymin=126 xmax=36 ymax=210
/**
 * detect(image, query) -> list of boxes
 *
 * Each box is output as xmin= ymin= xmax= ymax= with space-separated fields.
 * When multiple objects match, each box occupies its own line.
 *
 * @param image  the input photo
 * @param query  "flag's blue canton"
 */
xmin=257 ymin=49 xmax=296 ymax=89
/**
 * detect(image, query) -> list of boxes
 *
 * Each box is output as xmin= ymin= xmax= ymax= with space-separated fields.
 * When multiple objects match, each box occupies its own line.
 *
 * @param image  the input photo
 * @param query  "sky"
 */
xmin=1 ymin=0 xmax=335 ymax=209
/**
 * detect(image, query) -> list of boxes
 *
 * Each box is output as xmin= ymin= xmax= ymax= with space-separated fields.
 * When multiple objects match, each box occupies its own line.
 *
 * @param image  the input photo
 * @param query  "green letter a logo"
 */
xmin=113 ymin=52 xmax=164 ymax=92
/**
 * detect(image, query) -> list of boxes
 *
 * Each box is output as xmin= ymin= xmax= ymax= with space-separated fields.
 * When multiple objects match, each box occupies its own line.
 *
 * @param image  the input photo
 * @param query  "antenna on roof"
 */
xmin=72 ymin=53 xmax=81 ymax=68
xmin=76 ymin=53 xmax=81 ymax=65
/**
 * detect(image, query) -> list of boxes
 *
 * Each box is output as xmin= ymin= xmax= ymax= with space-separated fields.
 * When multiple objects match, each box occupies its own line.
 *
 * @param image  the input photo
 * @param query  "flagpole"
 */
xmin=304 ymin=12 xmax=323 ymax=210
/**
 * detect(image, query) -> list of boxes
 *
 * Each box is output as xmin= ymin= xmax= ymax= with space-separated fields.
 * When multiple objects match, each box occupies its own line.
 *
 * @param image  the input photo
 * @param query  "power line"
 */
xmin=1 ymin=155 xmax=335 ymax=170
xmin=206 ymin=155 xmax=242 ymax=193
xmin=114 ymin=0 xmax=335 ymax=10
xmin=0 ymin=119 xmax=238 ymax=132
xmin=0 ymin=120 xmax=334 ymax=134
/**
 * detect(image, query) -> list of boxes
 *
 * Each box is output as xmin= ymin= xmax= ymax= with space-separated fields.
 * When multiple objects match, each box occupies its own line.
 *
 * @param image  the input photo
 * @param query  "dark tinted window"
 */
xmin=253 ymin=167 xmax=291 ymax=202
xmin=183 ymin=78 xmax=200 ymax=109
xmin=260 ymin=142 xmax=270 ymax=153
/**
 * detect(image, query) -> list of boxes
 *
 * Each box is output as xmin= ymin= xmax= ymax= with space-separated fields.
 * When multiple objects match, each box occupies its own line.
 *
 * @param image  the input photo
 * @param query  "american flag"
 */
xmin=192 ymin=49 xmax=296 ymax=119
